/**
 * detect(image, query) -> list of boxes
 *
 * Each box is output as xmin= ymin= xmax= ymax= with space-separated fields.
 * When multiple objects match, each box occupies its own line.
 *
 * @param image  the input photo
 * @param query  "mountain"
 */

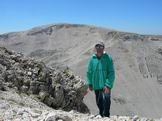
xmin=0 ymin=23 xmax=162 ymax=118
xmin=0 ymin=46 xmax=161 ymax=121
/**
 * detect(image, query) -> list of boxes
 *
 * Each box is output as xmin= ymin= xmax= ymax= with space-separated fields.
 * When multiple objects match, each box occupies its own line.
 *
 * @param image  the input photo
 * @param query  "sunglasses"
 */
xmin=95 ymin=45 xmax=104 ymax=49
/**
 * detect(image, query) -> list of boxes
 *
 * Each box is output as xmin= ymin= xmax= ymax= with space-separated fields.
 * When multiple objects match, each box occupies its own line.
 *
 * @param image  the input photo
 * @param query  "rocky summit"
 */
xmin=0 ymin=46 xmax=89 ymax=114
xmin=0 ymin=47 xmax=161 ymax=121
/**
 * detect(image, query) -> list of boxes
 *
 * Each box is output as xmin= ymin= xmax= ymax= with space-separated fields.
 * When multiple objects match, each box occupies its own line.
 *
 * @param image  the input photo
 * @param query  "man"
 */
xmin=86 ymin=41 xmax=115 ymax=117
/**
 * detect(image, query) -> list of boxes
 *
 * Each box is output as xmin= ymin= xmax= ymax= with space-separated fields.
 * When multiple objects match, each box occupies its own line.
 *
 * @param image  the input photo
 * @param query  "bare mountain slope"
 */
xmin=0 ymin=23 xmax=162 ymax=118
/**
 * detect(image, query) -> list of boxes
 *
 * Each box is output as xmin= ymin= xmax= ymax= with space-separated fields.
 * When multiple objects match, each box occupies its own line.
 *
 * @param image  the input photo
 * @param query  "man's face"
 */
xmin=95 ymin=44 xmax=104 ymax=56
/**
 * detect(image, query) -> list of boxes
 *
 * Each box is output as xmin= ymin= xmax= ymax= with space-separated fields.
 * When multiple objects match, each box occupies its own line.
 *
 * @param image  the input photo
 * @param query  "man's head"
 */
xmin=95 ymin=41 xmax=105 ymax=57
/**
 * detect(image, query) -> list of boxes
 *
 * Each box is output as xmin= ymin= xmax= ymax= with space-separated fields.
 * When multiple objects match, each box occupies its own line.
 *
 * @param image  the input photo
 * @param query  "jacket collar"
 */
xmin=92 ymin=51 xmax=106 ymax=58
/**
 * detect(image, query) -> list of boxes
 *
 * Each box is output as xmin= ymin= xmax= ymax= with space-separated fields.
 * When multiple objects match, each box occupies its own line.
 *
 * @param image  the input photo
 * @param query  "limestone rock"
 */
xmin=0 ymin=47 xmax=89 ymax=113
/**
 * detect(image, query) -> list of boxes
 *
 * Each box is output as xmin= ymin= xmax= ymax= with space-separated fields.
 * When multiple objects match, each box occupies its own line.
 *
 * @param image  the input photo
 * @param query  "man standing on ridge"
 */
xmin=86 ymin=41 xmax=115 ymax=117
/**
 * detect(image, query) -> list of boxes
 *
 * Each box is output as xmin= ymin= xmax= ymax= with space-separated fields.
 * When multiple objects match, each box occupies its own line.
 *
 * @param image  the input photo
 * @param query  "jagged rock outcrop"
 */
xmin=0 ymin=47 xmax=89 ymax=113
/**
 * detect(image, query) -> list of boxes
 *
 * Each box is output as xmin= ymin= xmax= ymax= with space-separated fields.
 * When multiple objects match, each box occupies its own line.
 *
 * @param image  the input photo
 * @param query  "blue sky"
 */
xmin=0 ymin=0 xmax=162 ymax=35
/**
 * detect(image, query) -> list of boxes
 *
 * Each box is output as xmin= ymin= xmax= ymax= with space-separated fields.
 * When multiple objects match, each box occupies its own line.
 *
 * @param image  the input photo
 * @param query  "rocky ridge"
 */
xmin=0 ymin=46 xmax=89 ymax=114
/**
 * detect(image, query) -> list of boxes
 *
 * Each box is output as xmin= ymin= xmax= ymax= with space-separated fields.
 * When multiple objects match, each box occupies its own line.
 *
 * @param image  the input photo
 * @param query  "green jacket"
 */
xmin=86 ymin=53 xmax=115 ymax=90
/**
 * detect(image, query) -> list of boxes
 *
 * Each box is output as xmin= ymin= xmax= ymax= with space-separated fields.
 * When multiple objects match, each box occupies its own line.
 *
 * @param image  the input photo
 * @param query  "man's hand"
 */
xmin=103 ymin=86 xmax=110 ymax=93
xmin=88 ymin=85 xmax=93 ymax=91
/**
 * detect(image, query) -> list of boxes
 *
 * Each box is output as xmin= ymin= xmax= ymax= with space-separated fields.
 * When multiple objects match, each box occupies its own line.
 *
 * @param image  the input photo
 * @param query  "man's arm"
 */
xmin=105 ymin=56 xmax=115 ymax=89
xmin=86 ymin=58 xmax=93 ymax=90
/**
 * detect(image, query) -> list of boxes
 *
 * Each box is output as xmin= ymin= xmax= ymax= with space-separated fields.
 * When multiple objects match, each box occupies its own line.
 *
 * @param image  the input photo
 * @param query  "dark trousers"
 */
xmin=95 ymin=90 xmax=111 ymax=117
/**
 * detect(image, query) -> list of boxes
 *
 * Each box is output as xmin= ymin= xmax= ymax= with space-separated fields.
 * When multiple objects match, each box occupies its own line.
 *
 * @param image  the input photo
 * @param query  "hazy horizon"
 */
xmin=0 ymin=0 xmax=162 ymax=35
